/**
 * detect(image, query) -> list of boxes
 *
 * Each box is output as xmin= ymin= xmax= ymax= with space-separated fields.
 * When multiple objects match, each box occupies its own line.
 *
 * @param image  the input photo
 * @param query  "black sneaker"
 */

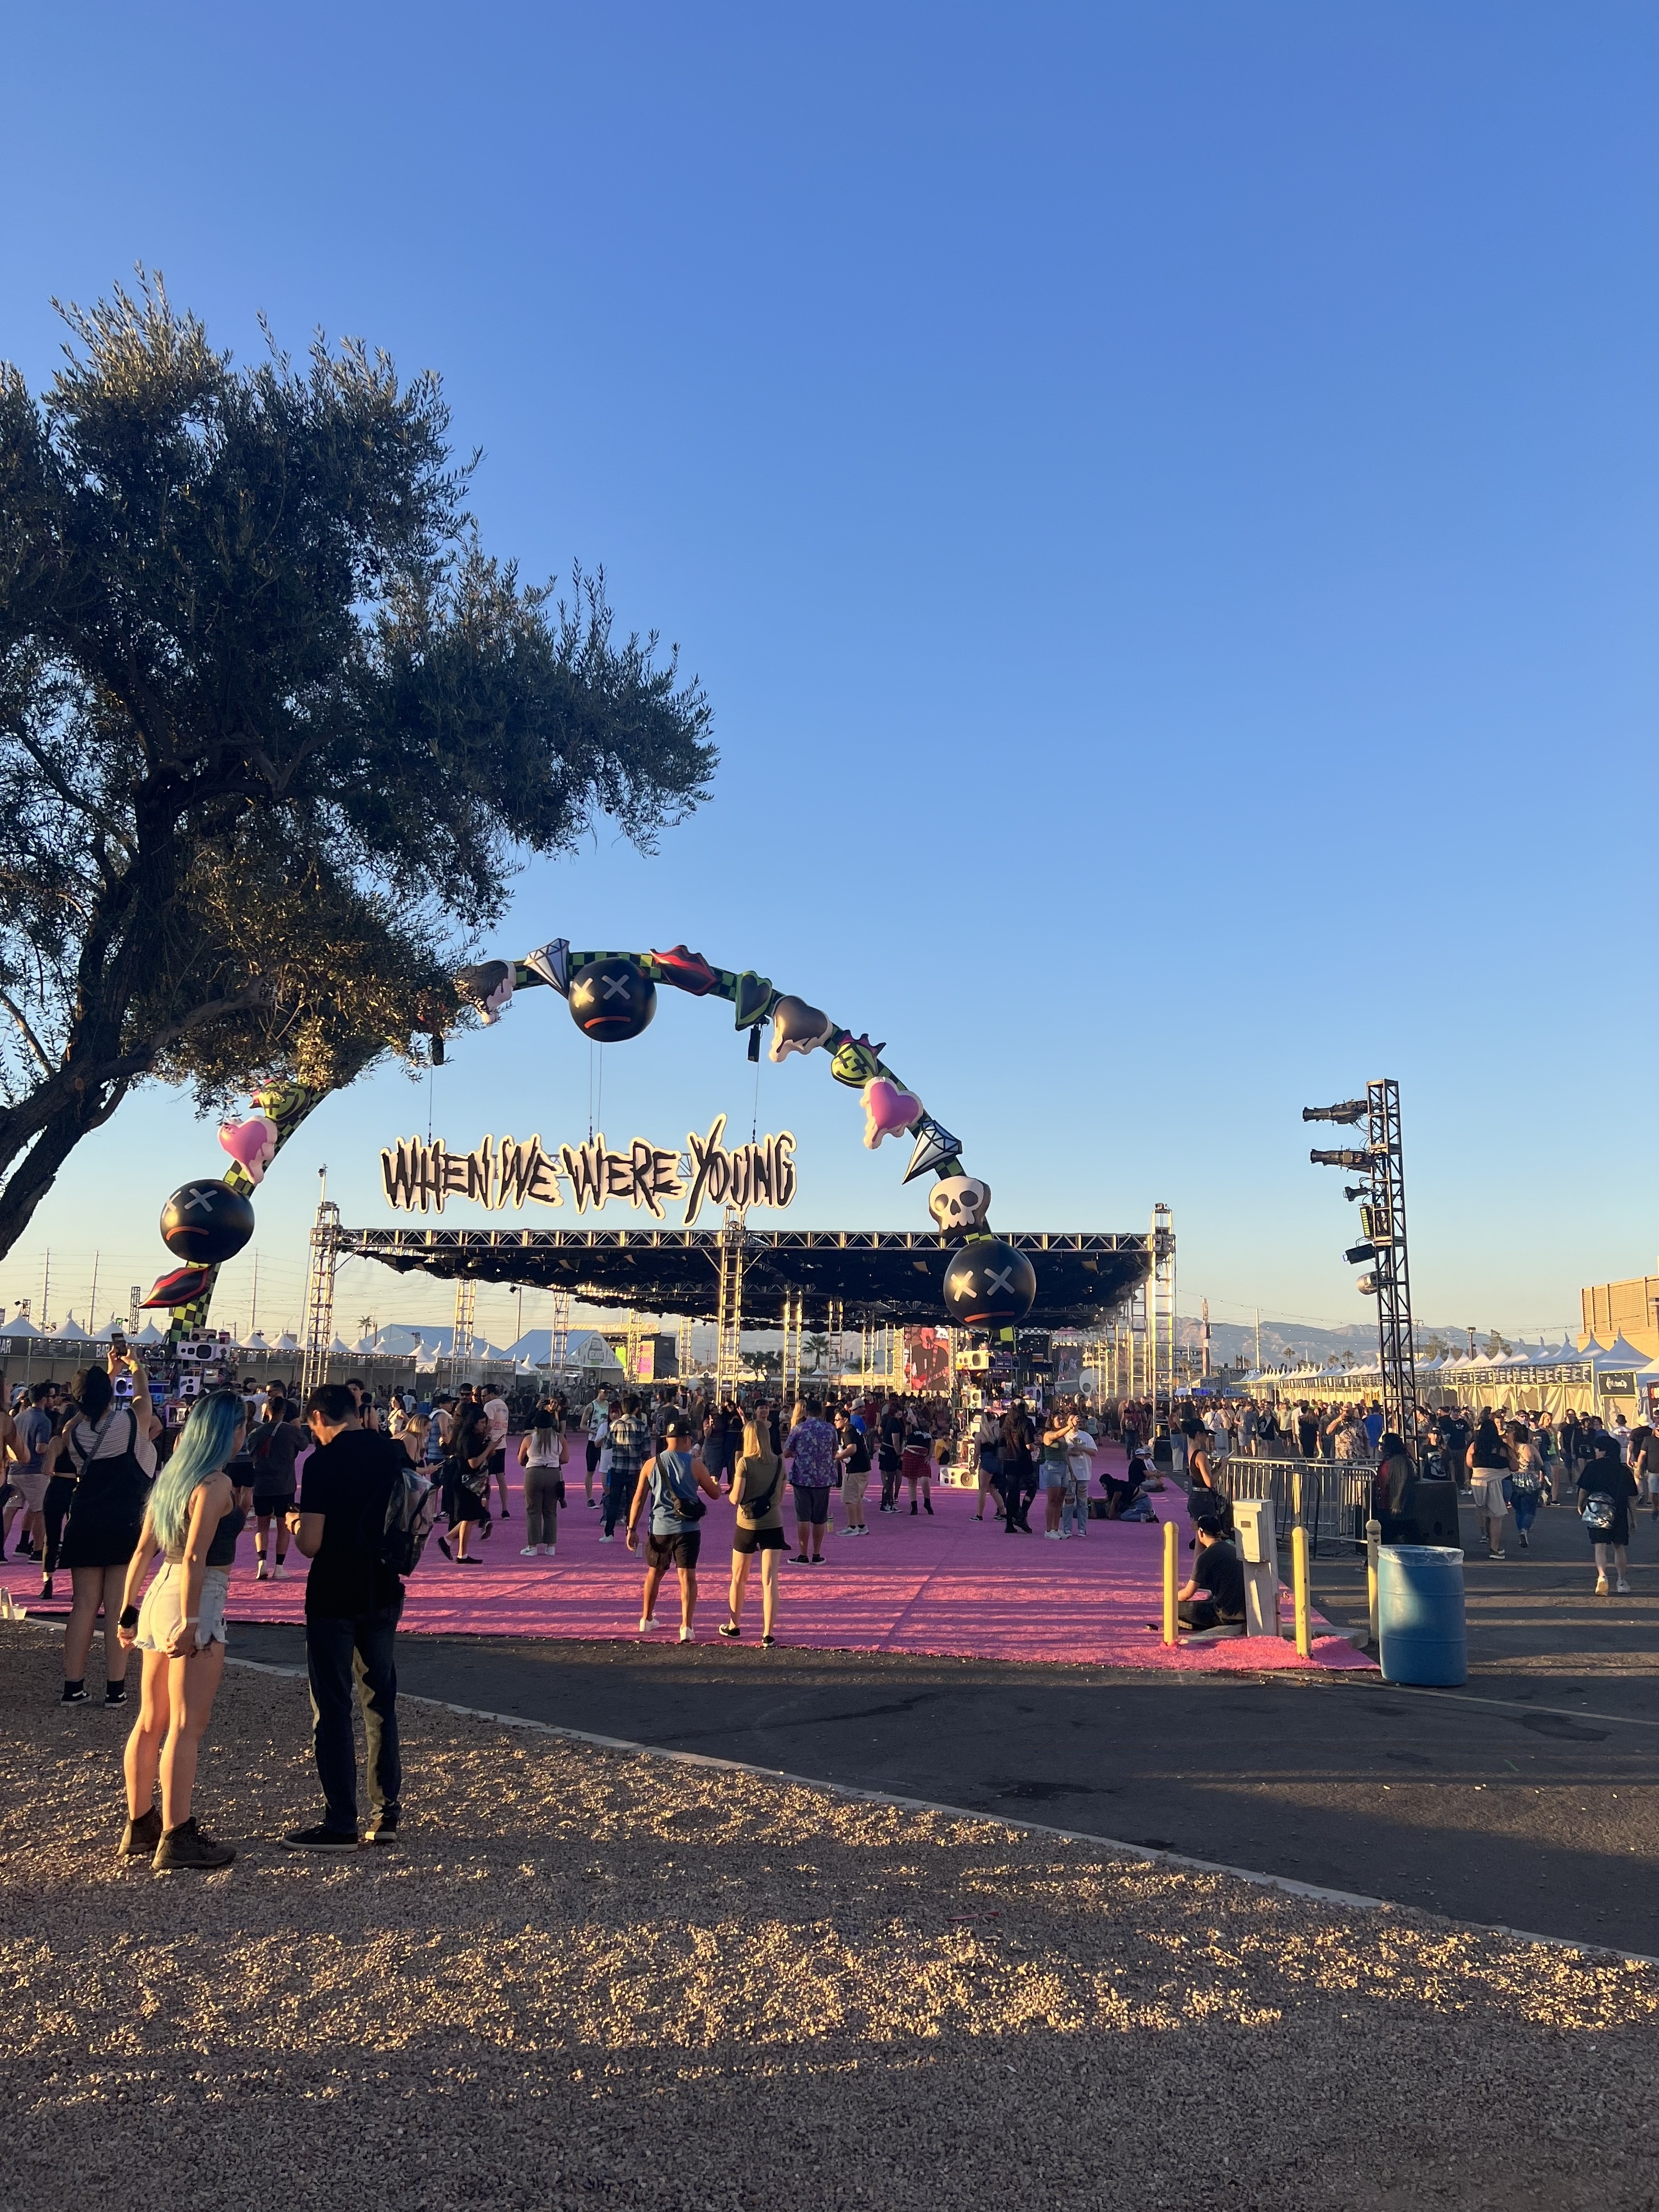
xmin=153 ymin=1817 xmax=236 ymax=1873
xmin=104 ymin=1682 xmax=127 ymax=1708
xmin=363 ymin=1805 xmax=400 ymax=1845
xmin=282 ymin=1823 xmax=359 ymax=1850
xmin=61 ymin=1680 xmax=87 ymax=1703
xmin=118 ymin=1806 xmax=163 ymax=1858
xmin=39 ymin=1575 xmax=53 ymax=1601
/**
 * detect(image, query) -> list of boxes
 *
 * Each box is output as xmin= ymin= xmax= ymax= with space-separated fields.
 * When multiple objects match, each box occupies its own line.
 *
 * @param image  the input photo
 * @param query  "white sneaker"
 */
xmin=1043 ymin=1531 xmax=1063 ymax=1541
xmin=599 ymin=1532 xmax=614 ymax=1544
xmin=273 ymin=1563 xmax=289 ymax=1579
xmin=256 ymin=1568 xmax=269 ymax=1582
xmin=1595 ymin=1576 xmax=1609 ymax=1594
xmin=519 ymin=1546 xmax=539 ymax=1557
xmin=545 ymin=1547 xmax=556 ymax=1561
xmin=1617 ymin=1578 xmax=1632 ymax=1595
xmin=639 ymin=1615 xmax=659 ymax=1632
xmin=679 ymin=1626 xmax=693 ymax=1644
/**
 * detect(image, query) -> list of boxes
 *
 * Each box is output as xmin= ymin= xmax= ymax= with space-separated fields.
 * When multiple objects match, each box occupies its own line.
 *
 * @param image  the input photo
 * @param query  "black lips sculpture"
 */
xmin=567 ymin=957 xmax=657 ymax=1044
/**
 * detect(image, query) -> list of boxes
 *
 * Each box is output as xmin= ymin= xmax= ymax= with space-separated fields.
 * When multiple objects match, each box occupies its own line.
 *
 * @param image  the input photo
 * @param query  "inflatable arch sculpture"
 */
xmin=145 ymin=937 xmax=1036 ymax=1344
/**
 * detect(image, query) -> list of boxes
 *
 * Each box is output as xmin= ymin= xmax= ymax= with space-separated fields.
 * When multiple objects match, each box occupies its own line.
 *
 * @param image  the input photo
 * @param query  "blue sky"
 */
xmin=1 ymin=2 xmax=1653 ymax=1347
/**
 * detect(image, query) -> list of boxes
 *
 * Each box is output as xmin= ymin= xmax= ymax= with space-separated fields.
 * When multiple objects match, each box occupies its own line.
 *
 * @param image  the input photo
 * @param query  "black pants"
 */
xmin=305 ymin=1607 xmax=401 ymax=1833
xmin=1178 ymin=1598 xmax=1220 ymax=1630
xmin=42 ymin=1476 xmax=76 ymax=1573
xmin=601 ymin=1466 xmax=633 ymax=1536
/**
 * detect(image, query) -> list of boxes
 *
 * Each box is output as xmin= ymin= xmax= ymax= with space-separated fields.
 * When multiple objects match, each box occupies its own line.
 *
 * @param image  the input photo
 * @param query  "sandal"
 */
xmin=718 ymin=1622 xmax=742 ymax=1639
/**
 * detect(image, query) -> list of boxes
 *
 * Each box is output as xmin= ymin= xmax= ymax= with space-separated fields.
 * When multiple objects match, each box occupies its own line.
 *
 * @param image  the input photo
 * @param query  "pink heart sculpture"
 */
xmin=218 ymin=1113 xmax=279 ymax=1184
xmin=861 ymin=1077 xmax=923 ymax=1150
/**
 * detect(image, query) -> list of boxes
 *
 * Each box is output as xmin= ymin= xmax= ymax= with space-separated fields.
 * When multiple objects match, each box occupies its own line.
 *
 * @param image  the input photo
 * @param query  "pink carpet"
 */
xmin=3 ymin=1449 xmax=1371 ymax=1673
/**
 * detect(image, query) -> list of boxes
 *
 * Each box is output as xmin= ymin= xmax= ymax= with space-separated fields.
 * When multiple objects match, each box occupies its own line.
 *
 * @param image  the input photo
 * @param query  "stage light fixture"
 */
xmin=1356 ymin=1273 xmax=1378 ymax=1296
xmin=1345 ymin=1242 xmax=1378 ymax=1266
xmin=1310 ymin=1147 xmax=1373 ymax=1170
xmin=1343 ymin=1184 xmax=1368 ymax=1202
xmin=1302 ymin=1100 xmax=1368 ymax=1125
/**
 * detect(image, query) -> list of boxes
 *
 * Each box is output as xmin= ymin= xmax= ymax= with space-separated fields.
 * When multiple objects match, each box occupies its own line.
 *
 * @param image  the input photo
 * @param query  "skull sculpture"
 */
xmin=928 ymin=1176 xmax=992 ymax=1233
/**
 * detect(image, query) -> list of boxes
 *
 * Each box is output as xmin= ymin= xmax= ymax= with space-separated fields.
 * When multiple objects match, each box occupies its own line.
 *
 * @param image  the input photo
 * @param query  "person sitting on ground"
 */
xmin=627 ymin=1415 xmax=720 ymax=1643
xmin=1100 ymin=1447 xmax=1150 ymax=1520
xmin=1177 ymin=1516 xmax=1247 ymax=1633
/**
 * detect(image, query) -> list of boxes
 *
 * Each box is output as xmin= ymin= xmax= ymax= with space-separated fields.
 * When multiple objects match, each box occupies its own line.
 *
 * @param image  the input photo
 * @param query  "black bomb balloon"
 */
xmin=941 ymin=1238 xmax=1036 ymax=1329
xmin=567 ymin=956 xmax=657 ymax=1044
xmin=160 ymin=1180 xmax=256 ymax=1267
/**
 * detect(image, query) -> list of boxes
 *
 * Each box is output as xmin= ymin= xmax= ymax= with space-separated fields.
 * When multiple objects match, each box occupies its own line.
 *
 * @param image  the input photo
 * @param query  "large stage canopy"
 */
xmin=340 ymin=1224 xmax=1150 ymax=1330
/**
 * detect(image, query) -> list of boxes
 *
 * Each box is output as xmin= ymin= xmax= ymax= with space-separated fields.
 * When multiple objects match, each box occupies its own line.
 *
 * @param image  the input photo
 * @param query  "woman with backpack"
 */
xmin=1505 ymin=1420 xmax=1544 ymax=1549
xmin=722 ymin=1413 xmax=786 ymax=1643
xmin=49 ymin=1362 xmax=157 ymax=1707
xmin=517 ymin=1401 xmax=567 ymax=1559
xmin=113 ymin=1389 xmax=246 ymax=1872
xmin=1578 ymin=1434 xmax=1637 ymax=1596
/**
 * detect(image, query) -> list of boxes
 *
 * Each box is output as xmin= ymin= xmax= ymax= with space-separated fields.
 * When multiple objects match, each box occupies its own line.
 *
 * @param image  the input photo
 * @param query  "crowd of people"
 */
xmin=12 ymin=1344 xmax=1652 ymax=1874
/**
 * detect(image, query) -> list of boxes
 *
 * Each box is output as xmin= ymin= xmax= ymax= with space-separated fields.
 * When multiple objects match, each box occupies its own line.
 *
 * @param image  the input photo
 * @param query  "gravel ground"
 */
xmin=4 ymin=1622 xmax=1658 ymax=2212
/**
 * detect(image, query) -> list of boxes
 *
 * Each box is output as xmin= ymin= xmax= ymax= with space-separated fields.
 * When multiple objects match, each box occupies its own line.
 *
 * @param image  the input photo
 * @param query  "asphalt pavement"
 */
xmin=231 ymin=1492 xmax=1659 ymax=1955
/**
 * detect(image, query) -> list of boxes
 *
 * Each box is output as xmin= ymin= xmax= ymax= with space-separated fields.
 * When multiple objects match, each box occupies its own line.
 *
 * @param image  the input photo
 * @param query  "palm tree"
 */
xmin=804 ymin=1333 xmax=830 ymax=1374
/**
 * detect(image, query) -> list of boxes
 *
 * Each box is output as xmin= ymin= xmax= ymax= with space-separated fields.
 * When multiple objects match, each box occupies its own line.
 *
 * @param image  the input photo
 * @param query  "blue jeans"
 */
xmin=306 ymin=1607 xmax=401 ymax=1833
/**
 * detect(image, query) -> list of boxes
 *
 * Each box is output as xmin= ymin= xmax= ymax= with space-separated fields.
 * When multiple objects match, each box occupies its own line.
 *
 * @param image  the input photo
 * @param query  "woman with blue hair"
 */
xmin=115 ymin=1389 xmax=248 ymax=1873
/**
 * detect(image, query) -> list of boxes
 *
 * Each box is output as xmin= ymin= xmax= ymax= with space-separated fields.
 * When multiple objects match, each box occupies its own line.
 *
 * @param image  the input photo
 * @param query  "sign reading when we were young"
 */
xmin=379 ymin=1114 xmax=796 ymax=1228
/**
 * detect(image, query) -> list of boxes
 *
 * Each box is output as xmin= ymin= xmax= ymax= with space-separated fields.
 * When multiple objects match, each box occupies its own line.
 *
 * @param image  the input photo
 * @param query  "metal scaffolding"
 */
xmin=676 ymin=1313 xmax=695 ymax=1382
xmin=549 ymin=1290 xmax=572 ymax=1376
xmin=1150 ymin=1203 xmax=1176 ymax=1406
xmin=300 ymin=1190 xmax=341 ymax=1399
xmin=449 ymin=1277 xmax=477 ymax=1385
xmin=1365 ymin=1078 xmax=1420 ymax=1448
xmin=714 ymin=1207 xmax=746 ymax=1400
xmin=780 ymin=1289 xmax=804 ymax=1407
xmin=624 ymin=1309 xmax=646 ymax=1385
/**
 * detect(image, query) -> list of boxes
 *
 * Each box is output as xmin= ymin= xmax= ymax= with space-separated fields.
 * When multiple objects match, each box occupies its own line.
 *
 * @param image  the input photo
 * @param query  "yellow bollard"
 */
xmin=1366 ymin=1516 xmax=1382 ymax=1650
xmin=1163 ymin=1516 xmax=1179 ymax=1645
xmin=1292 ymin=1523 xmax=1312 ymax=1658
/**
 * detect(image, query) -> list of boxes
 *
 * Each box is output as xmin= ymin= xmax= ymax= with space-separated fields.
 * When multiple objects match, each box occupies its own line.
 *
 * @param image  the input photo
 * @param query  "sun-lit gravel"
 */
xmin=4 ymin=1619 xmax=1658 ymax=2211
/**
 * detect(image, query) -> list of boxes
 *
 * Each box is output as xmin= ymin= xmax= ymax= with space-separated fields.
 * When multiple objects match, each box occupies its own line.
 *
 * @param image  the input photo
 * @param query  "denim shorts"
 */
xmin=137 ymin=1561 xmax=229 ymax=1650
xmin=792 ymin=1483 xmax=831 ymax=1525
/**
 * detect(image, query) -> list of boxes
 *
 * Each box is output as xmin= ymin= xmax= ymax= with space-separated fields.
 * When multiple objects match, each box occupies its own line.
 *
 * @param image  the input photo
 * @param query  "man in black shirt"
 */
xmin=1177 ymin=1520 xmax=1246 ymax=1632
xmin=283 ymin=1383 xmax=410 ymax=1849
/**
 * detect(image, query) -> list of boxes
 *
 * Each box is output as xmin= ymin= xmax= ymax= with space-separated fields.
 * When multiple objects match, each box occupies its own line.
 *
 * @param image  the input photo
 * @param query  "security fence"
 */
xmin=1209 ymin=1454 xmax=1379 ymax=1558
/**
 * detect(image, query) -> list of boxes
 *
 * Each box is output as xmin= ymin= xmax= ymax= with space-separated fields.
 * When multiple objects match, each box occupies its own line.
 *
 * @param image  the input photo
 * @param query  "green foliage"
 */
xmin=0 ymin=274 xmax=715 ymax=1251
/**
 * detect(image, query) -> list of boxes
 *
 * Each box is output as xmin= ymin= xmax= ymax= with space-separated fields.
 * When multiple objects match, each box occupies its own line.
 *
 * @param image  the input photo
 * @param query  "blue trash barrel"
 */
xmin=1378 ymin=1544 xmax=1466 ymax=1686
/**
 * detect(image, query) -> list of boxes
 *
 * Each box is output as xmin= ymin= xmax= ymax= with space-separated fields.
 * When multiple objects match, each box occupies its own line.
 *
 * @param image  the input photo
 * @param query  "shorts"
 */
xmin=646 ymin=1528 xmax=702 ymax=1571
xmin=841 ymin=1471 xmax=868 ymax=1508
xmin=586 ymin=1441 xmax=601 ymax=1472
xmin=1476 ymin=1473 xmax=1509 ymax=1520
xmin=488 ymin=1448 xmax=506 ymax=1476
xmin=732 ymin=1524 xmax=787 ymax=1554
xmin=136 ymin=1562 xmax=229 ymax=1651
xmin=252 ymin=1492 xmax=295 ymax=1520
xmin=1039 ymin=1463 xmax=1068 ymax=1493
xmin=12 ymin=1468 xmax=47 ymax=1512
xmin=792 ymin=1483 xmax=831 ymax=1525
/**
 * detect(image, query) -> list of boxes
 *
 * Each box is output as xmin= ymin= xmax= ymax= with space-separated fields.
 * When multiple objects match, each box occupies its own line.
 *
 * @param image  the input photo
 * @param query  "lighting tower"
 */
xmin=1304 ymin=1079 xmax=1419 ymax=1446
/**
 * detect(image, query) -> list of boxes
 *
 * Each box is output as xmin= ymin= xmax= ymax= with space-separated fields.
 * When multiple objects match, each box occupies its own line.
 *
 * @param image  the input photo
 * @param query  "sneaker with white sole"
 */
xmin=519 ymin=1546 xmax=539 ymax=1557
xmin=1595 ymin=1576 xmax=1610 ymax=1594
xmin=639 ymin=1615 xmax=659 ymax=1632
xmin=678 ymin=1626 xmax=693 ymax=1644
xmin=1617 ymin=1578 xmax=1632 ymax=1594
xmin=272 ymin=1563 xmax=290 ymax=1579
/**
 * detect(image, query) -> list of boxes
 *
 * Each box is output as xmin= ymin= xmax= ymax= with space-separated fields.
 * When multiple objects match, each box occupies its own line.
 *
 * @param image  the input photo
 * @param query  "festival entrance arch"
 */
xmin=143 ymin=935 xmax=1040 ymax=1344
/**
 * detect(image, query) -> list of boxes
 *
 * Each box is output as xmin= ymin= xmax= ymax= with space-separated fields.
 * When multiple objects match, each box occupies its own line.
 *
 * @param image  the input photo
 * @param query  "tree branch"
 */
xmin=0 ymin=990 xmax=54 ymax=1077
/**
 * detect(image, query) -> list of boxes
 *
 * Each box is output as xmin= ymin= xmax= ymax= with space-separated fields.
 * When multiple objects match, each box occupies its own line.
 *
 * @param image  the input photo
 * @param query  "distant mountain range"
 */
xmin=1182 ymin=1316 xmax=1528 ymax=1367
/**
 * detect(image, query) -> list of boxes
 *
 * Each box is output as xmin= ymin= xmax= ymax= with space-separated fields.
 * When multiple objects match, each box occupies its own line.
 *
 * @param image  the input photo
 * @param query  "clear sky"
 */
xmin=1 ymin=2 xmax=1653 ymax=1349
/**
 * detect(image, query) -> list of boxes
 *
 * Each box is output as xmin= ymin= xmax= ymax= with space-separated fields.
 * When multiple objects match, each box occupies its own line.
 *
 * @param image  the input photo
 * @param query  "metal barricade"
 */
xmin=1209 ymin=1453 xmax=1376 ymax=1558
